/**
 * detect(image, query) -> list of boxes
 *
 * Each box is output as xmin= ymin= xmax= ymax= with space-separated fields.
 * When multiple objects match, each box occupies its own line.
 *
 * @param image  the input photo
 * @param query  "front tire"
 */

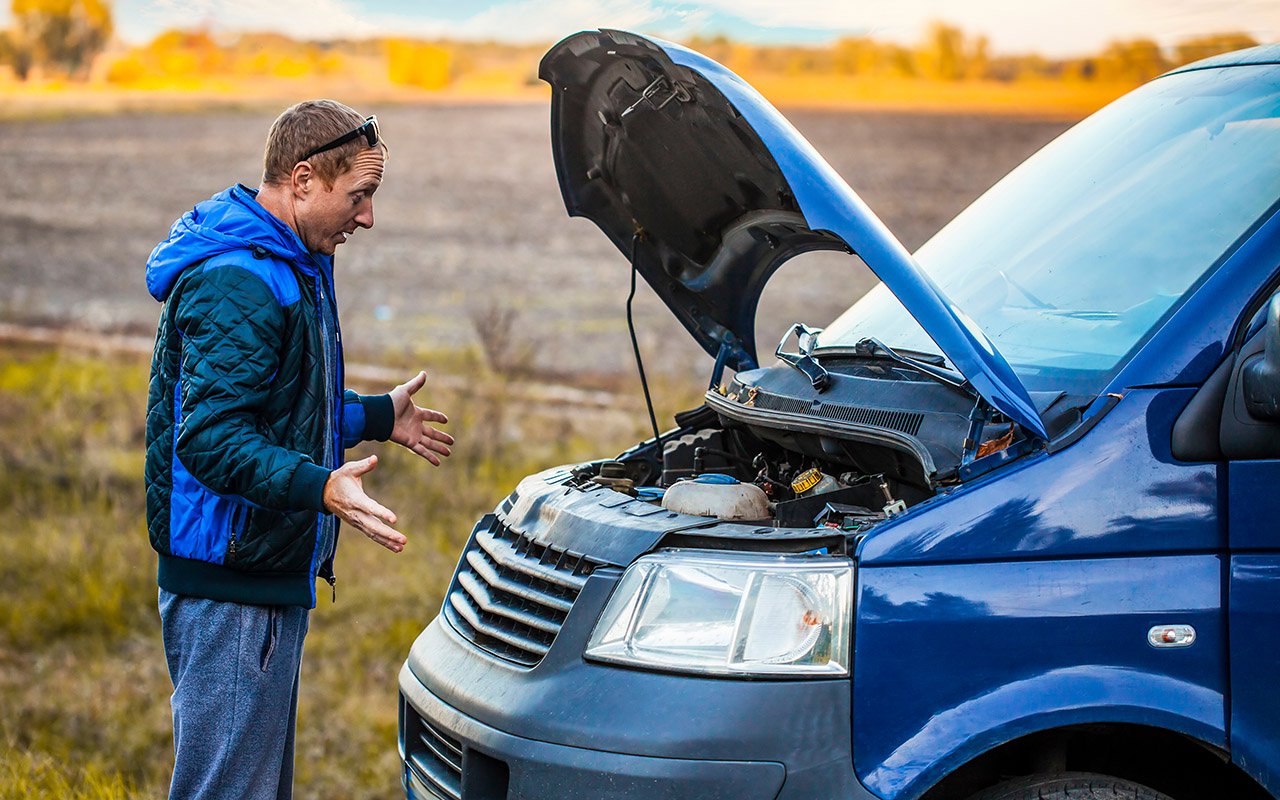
xmin=968 ymin=772 xmax=1175 ymax=800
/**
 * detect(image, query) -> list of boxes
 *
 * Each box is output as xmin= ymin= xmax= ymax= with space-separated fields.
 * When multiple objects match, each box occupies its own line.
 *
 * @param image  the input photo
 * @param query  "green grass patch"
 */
xmin=0 ymin=343 xmax=622 ymax=798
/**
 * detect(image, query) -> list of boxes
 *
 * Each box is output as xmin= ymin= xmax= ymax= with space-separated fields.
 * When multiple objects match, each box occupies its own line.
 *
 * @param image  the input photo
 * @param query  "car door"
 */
xmin=1215 ymin=292 xmax=1280 ymax=795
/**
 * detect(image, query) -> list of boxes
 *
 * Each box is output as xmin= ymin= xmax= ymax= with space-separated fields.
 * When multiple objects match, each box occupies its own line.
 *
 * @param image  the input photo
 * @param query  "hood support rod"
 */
xmin=628 ymin=232 xmax=663 ymax=450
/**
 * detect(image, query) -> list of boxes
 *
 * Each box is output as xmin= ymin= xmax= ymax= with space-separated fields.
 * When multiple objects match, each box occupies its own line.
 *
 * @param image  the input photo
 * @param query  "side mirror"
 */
xmin=1244 ymin=294 xmax=1280 ymax=420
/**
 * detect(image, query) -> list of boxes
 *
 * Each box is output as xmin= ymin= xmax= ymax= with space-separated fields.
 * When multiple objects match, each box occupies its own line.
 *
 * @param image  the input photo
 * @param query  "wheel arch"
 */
xmin=913 ymin=723 xmax=1269 ymax=800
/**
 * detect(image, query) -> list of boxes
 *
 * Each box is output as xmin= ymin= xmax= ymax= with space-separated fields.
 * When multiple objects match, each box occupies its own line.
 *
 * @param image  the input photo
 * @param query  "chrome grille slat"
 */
xmin=421 ymin=719 xmax=463 ymax=762
xmin=456 ymin=571 xmax=563 ymax=634
xmin=474 ymin=528 xmax=588 ymax=591
xmin=449 ymin=592 xmax=552 ymax=657
xmin=444 ymin=517 xmax=601 ymax=666
xmin=404 ymin=710 xmax=463 ymax=800
xmin=465 ymin=549 xmax=575 ymax=613
xmin=406 ymin=755 xmax=460 ymax=800
xmin=405 ymin=714 xmax=463 ymax=800
xmin=418 ymin=730 xmax=461 ymax=773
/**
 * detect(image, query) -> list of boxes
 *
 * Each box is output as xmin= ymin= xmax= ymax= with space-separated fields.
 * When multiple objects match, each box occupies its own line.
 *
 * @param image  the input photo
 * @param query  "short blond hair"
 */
xmin=262 ymin=99 xmax=387 ymax=188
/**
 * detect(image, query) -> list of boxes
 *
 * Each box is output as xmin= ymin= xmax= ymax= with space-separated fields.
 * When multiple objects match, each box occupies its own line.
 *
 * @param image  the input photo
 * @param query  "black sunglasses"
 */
xmin=301 ymin=115 xmax=379 ymax=161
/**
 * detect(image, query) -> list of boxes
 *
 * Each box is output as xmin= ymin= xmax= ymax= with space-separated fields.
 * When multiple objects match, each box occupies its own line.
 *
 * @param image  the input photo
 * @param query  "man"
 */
xmin=143 ymin=99 xmax=454 ymax=799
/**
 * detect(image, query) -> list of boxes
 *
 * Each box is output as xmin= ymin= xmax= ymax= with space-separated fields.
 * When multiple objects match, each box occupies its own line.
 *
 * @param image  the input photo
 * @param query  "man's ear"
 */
xmin=290 ymin=161 xmax=314 ymax=200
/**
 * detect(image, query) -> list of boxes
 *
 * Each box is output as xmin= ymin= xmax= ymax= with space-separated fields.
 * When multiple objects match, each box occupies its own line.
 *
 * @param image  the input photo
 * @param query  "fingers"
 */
xmin=345 ymin=491 xmax=405 ymax=551
xmin=415 ymin=405 xmax=449 ymax=424
xmin=408 ymin=429 xmax=452 ymax=465
xmin=422 ymin=423 xmax=455 ymax=445
xmin=358 ymin=494 xmax=398 ymax=527
xmin=411 ymin=442 xmax=442 ymax=467
xmin=347 ymin=454 xmax=378 ymax=477
xmin=351 ymin=508 xmax=406 ymax=552
xmin=399 ymin=370 xmax=427 ymax=397
xmin=421 ymin=425 xmax=454 ymax=450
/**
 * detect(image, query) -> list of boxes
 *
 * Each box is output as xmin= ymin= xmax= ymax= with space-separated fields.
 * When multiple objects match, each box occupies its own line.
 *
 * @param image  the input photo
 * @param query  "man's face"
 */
xmin=296 ymin=147 xmax=385 ymax=256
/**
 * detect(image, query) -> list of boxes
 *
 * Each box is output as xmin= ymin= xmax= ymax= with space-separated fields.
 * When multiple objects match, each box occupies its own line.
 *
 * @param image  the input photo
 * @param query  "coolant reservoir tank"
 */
xmin=661 ymin=474 xmax=770 ymax=521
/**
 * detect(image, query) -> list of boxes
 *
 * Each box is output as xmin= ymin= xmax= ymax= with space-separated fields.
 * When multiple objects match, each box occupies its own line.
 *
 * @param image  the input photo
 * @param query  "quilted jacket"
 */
xmin=144 ymin=184 xmax=394 ymax=608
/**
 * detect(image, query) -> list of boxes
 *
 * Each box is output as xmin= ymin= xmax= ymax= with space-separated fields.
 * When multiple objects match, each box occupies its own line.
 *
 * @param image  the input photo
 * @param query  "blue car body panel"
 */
xmin=1229 ymin=555 xmax=1280 ymax=796
xmin=858 ymin=389 xmax=1220 ymax=565
xmin=852 ymin=556 xmax=1226 ymax=798
xmin=400 ymin=36 xmax=1280 ymax=800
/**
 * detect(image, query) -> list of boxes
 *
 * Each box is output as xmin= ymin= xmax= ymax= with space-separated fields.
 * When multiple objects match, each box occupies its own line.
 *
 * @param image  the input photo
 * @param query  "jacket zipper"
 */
xmin=228 ymin=504 xmax=248 ymax=564
xmin=316 ymin=270 xmax=340 ymax=602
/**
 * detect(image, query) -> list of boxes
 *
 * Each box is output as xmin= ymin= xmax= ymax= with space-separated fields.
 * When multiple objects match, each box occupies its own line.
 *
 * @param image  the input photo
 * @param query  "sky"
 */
xmin=13 ymin=0 xmax=1280 ymax=57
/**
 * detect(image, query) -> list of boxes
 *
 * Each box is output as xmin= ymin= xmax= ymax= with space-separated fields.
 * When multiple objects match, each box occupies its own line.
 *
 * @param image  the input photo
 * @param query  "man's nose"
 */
xmin=355 ymin=200 xmax=374 ymax=229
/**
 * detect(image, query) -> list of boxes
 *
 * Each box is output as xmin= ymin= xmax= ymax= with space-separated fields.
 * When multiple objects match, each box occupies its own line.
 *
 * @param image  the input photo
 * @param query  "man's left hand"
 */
xmin=389 ymin=371 xmax=454 ymax=466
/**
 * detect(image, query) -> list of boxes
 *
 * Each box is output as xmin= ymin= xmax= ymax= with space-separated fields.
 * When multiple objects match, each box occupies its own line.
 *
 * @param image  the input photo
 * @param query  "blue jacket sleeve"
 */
xmin=173 ymin=264 xmax=329 ymax=513
xmin=341 ymin=390 xmax=395 ymax=449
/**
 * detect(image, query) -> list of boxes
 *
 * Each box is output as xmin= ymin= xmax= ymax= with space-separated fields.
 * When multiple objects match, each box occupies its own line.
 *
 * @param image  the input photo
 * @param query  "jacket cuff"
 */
xmin=288 ymin=461 xmax=331 ymax=512
xmin=360 ymin=393 xmax=396 ymax=442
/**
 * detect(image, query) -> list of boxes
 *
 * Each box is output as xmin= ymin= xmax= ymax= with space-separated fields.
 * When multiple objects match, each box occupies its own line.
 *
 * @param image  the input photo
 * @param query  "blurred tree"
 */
xmin=1174 ymin=33 xmax=1259 ymax=66
xmin=832 ymin=36 xmax=875 ymax=74
xmin=686 ymin=34 xmax=732 ymax=67
xmin=386 ymin=38 xmax=451 ymax=90
xmin=106 ymin=29 xmax=225 ymax=84
xmin=10 ymin=0 xmax=113 ymax=80
xmin=965 ymin=34 xmax=990 ymax=80
xmin=985 ymin=54 xmax=1055 ymax=82
xmin=1060 ymin=57 xmax=1097 ymax=82
xmin=831 ymin=36 xmax=915 ymax=76
xmin=1097 ymin=38 xmax=1168 ymax=82
xmin=915 ymin=22 xmax=966 ymax=80
xmin=0 ymin=29 xmax=34 ymax=79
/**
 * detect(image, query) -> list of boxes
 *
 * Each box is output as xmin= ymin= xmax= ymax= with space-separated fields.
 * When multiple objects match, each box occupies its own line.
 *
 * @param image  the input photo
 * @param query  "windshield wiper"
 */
xmin=853 ymin=337 xmax=973 ymax=395
xmin=775 ymin=323 xmax=832 ymax=391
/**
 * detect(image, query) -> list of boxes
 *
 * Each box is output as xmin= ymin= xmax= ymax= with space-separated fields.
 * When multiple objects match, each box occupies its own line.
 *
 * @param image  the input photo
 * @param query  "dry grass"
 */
xmin=0 ymin=342 xmax=680 ymax=798
xmin=739 ymin=72 xmax=1131 ymax=118
xmin=0 ymin=69 xmax=1118 ymax=122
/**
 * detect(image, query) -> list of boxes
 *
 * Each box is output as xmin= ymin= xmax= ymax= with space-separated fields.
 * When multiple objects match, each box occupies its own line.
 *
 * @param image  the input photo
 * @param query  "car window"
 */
xmin=821 ymin=64 xmax=1280 ymax=394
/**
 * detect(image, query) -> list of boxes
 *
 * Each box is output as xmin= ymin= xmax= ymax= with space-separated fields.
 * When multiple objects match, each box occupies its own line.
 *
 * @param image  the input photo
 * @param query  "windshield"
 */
xmin=821 ymin=64 xmax=1280 ymax=394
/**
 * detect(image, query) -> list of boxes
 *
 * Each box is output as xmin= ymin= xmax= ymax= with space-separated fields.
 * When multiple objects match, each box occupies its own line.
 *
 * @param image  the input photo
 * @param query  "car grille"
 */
xmin=405 ymin=713 xmax=462 ymax=800
xmin=443 ymin=514 xmax=600 ymax=666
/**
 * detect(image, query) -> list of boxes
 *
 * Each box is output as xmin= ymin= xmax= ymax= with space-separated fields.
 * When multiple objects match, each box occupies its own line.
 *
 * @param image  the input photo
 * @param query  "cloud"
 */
xmin=124 ymin=0 xmax=379 ymax=40
xmin=680 ymin=0 xmax=1279 ymax=54
xmin=100 ymin=0 xmax=1280 ymax=52
xmin=369 ymin=0 xmax=681 ymax=43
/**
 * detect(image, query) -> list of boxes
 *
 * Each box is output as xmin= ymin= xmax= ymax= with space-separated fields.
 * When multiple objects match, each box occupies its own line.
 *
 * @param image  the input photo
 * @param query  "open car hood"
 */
xmin=539 ymin=30 xmax=1048 ymax=441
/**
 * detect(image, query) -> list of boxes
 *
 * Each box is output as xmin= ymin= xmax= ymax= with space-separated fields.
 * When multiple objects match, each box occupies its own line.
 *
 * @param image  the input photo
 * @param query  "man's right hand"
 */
xmin=322 ymin=455 xmax=406 ymax=553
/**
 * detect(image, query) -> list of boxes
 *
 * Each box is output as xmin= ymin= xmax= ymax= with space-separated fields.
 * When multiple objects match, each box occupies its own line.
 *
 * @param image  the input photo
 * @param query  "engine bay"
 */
xmin=568 ymin=419 xmax=917 ymax=534
xmin=559 ymin=354 xmax=1076 ymax=533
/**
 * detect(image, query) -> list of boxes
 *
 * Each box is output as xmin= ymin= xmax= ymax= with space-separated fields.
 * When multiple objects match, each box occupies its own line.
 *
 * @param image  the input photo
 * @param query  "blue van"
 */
xmin=398 ymin=31 xmax=1280 ymax=800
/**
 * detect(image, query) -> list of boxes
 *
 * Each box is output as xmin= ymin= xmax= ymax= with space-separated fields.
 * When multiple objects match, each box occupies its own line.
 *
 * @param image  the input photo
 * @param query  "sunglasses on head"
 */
xmin=301 ymin=115 xmax=379 ymax=161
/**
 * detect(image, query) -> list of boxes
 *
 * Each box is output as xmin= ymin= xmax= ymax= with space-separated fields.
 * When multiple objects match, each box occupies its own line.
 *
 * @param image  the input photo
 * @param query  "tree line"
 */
xmin=688 ymin=24 xmax=1260 ymax=84
xmin=0 ymin=0 xmax=1262 ymax=88
xmin=0 ymin=0 xmax=112 ymax=80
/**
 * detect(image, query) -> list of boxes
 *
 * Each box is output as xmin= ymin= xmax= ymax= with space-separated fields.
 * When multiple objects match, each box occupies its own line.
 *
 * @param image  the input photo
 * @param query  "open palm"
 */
xmin=389 ymin=371 xmax=454 ymax=466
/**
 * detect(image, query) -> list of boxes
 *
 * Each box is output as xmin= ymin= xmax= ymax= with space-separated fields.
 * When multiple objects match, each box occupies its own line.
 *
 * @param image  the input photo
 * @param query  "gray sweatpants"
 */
xmin=159 ymin=589 xmax=310 ymax=800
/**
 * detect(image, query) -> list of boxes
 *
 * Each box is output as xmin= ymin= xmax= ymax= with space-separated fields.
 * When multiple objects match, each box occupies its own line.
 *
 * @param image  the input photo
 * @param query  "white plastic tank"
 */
xmin=661 ymin=474 xmax=770 ymax=521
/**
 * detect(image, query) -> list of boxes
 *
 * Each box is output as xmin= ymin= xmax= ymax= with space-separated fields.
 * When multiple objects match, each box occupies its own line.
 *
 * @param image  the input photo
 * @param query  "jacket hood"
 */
xmin=146 ymin=184 xmax=317 ymax=301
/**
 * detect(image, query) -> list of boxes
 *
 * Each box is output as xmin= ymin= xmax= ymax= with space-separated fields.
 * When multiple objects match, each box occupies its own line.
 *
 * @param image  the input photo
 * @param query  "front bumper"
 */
xmin=398 ymin=606 xmax=880 ymax=800
xmin=399 ymin=661 xmax=784 ymax=800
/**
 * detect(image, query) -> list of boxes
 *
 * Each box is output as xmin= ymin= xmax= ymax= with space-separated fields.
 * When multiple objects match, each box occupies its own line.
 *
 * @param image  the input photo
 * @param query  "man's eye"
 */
xmin=350 ymin=193 xmax=363 ymax=205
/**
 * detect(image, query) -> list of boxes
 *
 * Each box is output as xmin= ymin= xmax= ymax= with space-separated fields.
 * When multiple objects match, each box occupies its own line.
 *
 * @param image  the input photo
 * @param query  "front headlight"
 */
xmin=584 ymin=549 xmax=853 ymax=677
